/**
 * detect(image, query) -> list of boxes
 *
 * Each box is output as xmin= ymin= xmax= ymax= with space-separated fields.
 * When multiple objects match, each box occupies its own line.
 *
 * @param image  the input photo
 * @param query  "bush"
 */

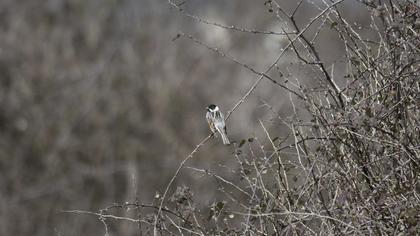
xmin=75 ymin=0 xmax=419 ymax=235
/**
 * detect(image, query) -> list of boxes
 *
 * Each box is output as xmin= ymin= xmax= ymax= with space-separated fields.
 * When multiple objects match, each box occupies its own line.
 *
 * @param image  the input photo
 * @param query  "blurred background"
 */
xmin=0 ymin=0 xmax=373 ymax=235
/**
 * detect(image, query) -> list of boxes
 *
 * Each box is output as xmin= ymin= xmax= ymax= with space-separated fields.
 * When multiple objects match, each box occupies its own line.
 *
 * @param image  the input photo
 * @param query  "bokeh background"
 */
xmin=0 ymin=0 xmax=382 ymax=235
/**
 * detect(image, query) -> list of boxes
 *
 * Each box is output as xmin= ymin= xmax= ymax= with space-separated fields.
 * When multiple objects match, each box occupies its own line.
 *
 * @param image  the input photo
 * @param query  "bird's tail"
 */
xmin=220 ymin=131 xmax=230 ymax=145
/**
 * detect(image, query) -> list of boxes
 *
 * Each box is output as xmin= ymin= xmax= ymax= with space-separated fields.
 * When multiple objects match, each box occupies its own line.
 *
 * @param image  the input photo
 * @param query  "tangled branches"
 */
xmin=69 ymin=0 xmax=419 ymax=235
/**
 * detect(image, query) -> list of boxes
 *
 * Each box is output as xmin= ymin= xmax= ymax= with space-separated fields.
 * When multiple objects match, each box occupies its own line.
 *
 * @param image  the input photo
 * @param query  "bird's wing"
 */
xmin=206 ymin=112 xmax=216 ymax=133
xmin=219 ymin=110 xmax=225 ymax=120
xmin=218 ymin=112 xmax=227 ymax=134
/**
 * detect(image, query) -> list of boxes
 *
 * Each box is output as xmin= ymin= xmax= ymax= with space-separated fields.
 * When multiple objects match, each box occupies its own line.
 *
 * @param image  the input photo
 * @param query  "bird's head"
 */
xmin=206 ymin=104 xmax=218 ymax=112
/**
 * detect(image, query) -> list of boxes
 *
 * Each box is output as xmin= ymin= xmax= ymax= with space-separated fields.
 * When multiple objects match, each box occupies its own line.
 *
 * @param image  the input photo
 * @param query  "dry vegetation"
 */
xmin=0 ymin=0 xmax=419 ymax=235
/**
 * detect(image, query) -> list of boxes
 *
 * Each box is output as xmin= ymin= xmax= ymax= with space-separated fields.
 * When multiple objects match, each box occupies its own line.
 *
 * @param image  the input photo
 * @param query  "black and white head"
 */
xmin=206 ymin=104 xmax=219 ymax=113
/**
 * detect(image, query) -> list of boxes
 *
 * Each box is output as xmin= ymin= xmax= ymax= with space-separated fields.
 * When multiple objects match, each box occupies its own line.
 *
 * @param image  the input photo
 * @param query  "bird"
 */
xmin=206 ymin=104 xmax=230 ymax=145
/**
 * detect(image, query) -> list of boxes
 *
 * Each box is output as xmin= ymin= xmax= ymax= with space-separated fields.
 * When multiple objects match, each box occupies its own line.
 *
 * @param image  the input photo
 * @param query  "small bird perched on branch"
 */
xmin=206 ymin=104 xmax=230 ymax=145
